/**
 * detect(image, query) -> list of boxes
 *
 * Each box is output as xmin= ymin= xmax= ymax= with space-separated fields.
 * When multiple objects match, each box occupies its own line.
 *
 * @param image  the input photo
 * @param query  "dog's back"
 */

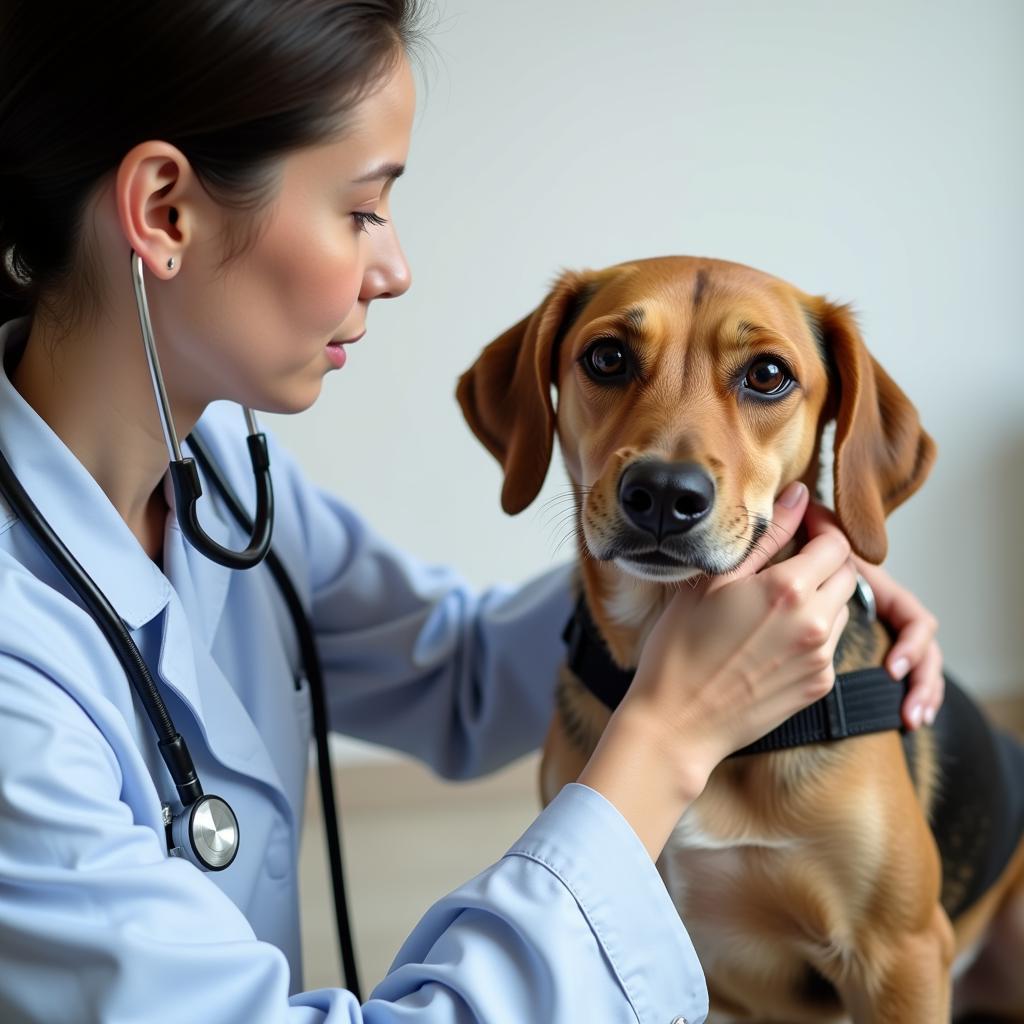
xmin=926 ymin=679 xmax=1024 ymax=922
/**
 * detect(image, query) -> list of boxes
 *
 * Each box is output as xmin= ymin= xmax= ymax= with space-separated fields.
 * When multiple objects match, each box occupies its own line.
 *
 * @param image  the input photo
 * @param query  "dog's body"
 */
xmin=458 ymin=257 xmax=1024 ymax=1022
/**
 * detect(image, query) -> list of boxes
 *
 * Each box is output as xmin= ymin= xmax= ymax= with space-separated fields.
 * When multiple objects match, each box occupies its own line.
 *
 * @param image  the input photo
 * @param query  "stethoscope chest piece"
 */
xmin=166 ymin=795 xmax=240 ymax=872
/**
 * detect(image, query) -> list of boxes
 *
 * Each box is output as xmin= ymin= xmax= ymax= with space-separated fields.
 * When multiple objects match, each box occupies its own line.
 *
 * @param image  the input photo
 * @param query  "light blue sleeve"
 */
xmin=0 ymin=649 xmax=708 ymax=1023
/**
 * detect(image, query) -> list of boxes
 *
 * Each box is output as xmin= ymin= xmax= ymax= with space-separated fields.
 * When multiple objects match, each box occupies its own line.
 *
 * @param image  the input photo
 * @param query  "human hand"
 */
xmin=853 ymin=557 xmax=943 ymax=730
xmin=578 ymin=481 xmax=858 ymax=858
xmin=801 ymin=503 xmax=943 ymax=730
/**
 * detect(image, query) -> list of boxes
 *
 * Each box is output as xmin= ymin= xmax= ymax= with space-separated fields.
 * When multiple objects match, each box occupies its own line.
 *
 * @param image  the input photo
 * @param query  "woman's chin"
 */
xmin=264 ymin=384 xmax=323 ymax=416
xmin=227 ymin=377 xmax=324 ymax=417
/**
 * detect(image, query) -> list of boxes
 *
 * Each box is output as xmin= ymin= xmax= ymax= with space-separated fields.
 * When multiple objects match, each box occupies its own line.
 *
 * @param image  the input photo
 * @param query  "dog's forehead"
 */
xmin=579 ymin=257 xmax=812 ymax=339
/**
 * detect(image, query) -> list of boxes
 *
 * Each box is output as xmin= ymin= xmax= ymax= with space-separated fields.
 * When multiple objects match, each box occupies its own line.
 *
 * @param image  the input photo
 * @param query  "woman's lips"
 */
xmin=325 ymin=330 xmax=365 ymax=369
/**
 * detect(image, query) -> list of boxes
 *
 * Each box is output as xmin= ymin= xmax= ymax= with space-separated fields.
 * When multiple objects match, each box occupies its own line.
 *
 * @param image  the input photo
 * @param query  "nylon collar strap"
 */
xmin=562 ymin=595 xmax=909 ymax=756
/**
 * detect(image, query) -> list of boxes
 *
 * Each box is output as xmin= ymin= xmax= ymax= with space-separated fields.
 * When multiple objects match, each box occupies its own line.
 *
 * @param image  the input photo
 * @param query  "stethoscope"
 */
xmin=0 ymin=251 xmax=362 ymax=999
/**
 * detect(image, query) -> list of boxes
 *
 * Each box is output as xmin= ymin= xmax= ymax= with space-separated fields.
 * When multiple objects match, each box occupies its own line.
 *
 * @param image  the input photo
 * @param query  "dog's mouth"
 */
xmin=615 ymin=552 xmax=701 ymax=582
xmin=610 ymin=543 xmax=710 ymax=582
xmin=623 ymin=548 xmax=684 ymax=566
xmin=604 ymin=529 xmax=761 ymax=583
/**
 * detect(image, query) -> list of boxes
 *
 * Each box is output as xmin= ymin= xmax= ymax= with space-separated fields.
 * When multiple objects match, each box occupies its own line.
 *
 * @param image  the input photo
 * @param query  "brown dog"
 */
xmin=457 ymin=256 xmax=1024 ymax=1023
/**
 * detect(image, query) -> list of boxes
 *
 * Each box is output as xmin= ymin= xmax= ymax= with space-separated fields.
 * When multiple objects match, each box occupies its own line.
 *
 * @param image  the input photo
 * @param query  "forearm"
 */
xmin=577 ymin=706 xmax=711 ymax=860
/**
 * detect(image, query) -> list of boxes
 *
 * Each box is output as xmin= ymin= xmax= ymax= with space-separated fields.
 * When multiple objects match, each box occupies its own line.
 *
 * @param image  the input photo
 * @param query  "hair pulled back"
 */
xmin=0 ymin=0 xmax=425 ymax=327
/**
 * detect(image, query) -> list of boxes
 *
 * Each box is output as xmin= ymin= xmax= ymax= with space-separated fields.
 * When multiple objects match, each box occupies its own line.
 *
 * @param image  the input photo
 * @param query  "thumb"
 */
xmin=707 ymin=481 xmax=808 ymax=591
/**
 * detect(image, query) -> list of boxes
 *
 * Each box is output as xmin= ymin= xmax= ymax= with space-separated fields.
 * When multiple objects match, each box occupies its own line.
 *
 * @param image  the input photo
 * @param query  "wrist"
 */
xmin=576 ymin=704 xmax=712 ymax=860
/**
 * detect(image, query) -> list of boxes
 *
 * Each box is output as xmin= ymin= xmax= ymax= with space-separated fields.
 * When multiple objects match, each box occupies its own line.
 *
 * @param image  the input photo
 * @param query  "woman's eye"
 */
xmin=583 ymin=339 xmax=629 ymax=380
xmin=743 ymin=355 xmax=793 ymax=396
xmin=352 ymin=211 xmax=388 ymax=233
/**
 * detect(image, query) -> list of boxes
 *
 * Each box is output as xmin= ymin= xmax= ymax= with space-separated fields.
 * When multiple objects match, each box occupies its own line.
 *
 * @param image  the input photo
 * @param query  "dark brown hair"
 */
xmin=0 ymin=0 xmax=427 ymax=327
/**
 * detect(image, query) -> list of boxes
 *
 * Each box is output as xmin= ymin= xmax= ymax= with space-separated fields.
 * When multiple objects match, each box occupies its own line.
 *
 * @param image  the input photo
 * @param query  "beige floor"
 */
xmin=299 ymin=696 xmax=1024 ymax=994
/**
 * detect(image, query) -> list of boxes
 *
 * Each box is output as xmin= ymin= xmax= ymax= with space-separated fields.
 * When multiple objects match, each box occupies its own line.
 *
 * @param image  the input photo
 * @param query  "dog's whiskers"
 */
xmin=738 ymin=504 xmax=796 ymax=560
xmin=547 ymin=514 xmax=582 ymax=553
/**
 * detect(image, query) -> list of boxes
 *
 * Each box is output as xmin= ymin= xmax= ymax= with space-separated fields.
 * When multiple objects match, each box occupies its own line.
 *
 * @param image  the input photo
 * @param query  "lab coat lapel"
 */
xmin=156 ymin=573 xmax=290 ymax=810
xmin=159 ymin=484 xmax=293 ymax=810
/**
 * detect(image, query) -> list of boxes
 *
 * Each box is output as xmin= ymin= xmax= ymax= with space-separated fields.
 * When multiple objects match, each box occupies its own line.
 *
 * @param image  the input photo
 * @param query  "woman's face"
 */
xmin=153 ymin=51 xmax=415 ymax=417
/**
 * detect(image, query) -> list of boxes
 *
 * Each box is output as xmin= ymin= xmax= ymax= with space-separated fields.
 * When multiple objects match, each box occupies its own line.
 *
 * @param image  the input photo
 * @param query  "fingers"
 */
xmin=711 ymin=482 xmax=809 ymax=588
xmin=853 ymin=558 xmax=944 ymax=729
xmin=815 ymin=556 xmax=859 ymax=617
xmin=884 ymin=611 xmax=939 ymax=679
xmin=899 ymin=641 xmax=945 ymax=729
xmin=802 ymin=501 xmax=841 ymax=539
xmin=760 ymin=525 xmax=852 ymax=603
xmin=858 ymin=559 xmax=940 ymax=652
xmin=778 ymin=602 xmax=849 ymax=721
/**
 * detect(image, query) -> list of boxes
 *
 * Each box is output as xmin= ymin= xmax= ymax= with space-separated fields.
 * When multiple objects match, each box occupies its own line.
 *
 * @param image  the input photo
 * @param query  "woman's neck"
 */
xmin=10 ymin=310 xmax=180 ymax=562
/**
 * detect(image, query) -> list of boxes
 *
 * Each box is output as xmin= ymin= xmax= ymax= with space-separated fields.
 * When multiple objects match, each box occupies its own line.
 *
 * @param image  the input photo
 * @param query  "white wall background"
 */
xmin=267 ymin=0 xmax=1024 ymax=760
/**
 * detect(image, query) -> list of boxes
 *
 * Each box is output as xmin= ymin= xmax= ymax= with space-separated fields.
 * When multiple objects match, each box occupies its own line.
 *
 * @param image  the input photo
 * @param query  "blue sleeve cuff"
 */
xmin=507 ymin=782 xmax=709 ymax=1024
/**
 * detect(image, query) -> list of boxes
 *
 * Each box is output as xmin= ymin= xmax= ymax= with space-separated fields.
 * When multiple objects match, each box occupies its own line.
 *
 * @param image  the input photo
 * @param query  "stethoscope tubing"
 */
xmin=130 ymin=251 xmax=273 ymax=570
xmin=188 ymin=431 xmax=361 ymax=1000
xmin=0 ymin=433 xmax=362 ymax=999
xmin=0 ymin=443 xmax=203 ymax=807
xmin=1 ymin=245 xmax=360 ymax=993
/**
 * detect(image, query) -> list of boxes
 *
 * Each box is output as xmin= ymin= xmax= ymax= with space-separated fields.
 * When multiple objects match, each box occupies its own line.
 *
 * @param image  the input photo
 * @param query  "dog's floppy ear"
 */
xmin=814 ymin=299 xmax=937 ymax=564
xmin=457 ymin=270 xmax=595 ymax=514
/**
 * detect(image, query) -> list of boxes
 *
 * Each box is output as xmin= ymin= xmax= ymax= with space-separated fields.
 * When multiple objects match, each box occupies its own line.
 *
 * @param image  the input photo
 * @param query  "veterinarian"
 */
xmin=0 ymin=2 xmax=944 ymax=1021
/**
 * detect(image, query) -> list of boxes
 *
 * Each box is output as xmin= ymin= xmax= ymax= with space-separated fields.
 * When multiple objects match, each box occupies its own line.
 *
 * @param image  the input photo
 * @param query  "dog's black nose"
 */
xmin=618 ymin=460 xmax=715 ymax=538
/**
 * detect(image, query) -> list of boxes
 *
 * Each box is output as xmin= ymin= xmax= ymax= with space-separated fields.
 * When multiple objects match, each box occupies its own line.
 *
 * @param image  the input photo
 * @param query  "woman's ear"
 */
xmin=814 ymin=298 xmax=937 ymax=563
xmin=456 ymin=269 xmax=596 ymax=514
xmin=114 ymin=141 xmax=193 ymax=277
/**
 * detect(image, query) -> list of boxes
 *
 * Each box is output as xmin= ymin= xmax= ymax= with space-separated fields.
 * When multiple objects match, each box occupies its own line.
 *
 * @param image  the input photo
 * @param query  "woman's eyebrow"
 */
xmin=352 ymin=162 xmax=405 ymax=184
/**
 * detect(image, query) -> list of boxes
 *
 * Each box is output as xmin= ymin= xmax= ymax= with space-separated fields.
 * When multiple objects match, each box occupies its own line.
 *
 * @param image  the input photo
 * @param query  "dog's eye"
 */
xmin=582 ymin=339 xmax=629 ymax=380
xmin=744 ymin=356 xmax=793 ymax=396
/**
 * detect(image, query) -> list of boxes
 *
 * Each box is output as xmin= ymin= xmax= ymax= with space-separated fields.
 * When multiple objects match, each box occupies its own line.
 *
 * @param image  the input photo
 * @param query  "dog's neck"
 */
xmin=580 ymin=563 xmax=669 ymax=669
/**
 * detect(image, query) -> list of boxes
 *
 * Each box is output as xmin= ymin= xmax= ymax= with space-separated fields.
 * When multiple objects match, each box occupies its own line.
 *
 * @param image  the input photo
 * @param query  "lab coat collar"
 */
xmin=0 ymin=316 xmax=233 ymax=639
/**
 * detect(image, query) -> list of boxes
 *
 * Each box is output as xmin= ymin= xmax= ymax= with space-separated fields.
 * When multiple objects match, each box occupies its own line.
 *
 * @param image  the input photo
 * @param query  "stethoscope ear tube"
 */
xmin=131 ymin=248 xmax=273 ymax=571
xmin=169 ymin=433 xmax=273 ymax=570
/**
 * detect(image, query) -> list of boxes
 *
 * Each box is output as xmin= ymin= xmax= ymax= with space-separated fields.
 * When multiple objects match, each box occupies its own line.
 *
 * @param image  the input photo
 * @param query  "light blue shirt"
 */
xmin=0 ymin=316 xmax=708 ymax=1023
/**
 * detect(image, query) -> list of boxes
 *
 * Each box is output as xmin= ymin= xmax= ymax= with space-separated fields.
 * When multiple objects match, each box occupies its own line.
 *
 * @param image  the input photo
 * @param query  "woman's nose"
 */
xmin=361 ymin=225 xmax=412 ymax=301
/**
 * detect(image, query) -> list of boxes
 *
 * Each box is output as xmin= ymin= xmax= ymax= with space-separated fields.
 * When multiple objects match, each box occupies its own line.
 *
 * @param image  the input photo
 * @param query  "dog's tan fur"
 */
xmin=458 ymin=256 xmax=1024 ymax=1022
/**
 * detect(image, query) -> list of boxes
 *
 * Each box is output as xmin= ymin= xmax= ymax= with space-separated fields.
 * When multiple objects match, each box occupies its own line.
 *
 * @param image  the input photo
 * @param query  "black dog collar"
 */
xmin=561 ymin=595 xmax=909 ymax=756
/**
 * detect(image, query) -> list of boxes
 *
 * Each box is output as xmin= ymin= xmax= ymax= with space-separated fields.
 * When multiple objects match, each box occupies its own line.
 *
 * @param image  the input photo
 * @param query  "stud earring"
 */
xmin=167 ymin=257 xmax=175 ymax=271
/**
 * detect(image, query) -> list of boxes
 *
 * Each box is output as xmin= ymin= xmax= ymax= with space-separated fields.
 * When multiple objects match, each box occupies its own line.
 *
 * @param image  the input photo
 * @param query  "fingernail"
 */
xmin=890 ymin=656 xmax=909 ymax=679
xmin=923 ymin=706 xmax=936 ymax=726
xmin=909 ymin=704 xmax=924 ymax=729
xmin=779 ymin=482 xmax=806 ymax=508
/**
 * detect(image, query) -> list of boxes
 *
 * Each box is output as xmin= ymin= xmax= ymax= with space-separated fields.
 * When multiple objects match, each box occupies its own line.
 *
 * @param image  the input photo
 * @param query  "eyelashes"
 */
xmin=352 ymin=211 xmax=388 ymax=233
